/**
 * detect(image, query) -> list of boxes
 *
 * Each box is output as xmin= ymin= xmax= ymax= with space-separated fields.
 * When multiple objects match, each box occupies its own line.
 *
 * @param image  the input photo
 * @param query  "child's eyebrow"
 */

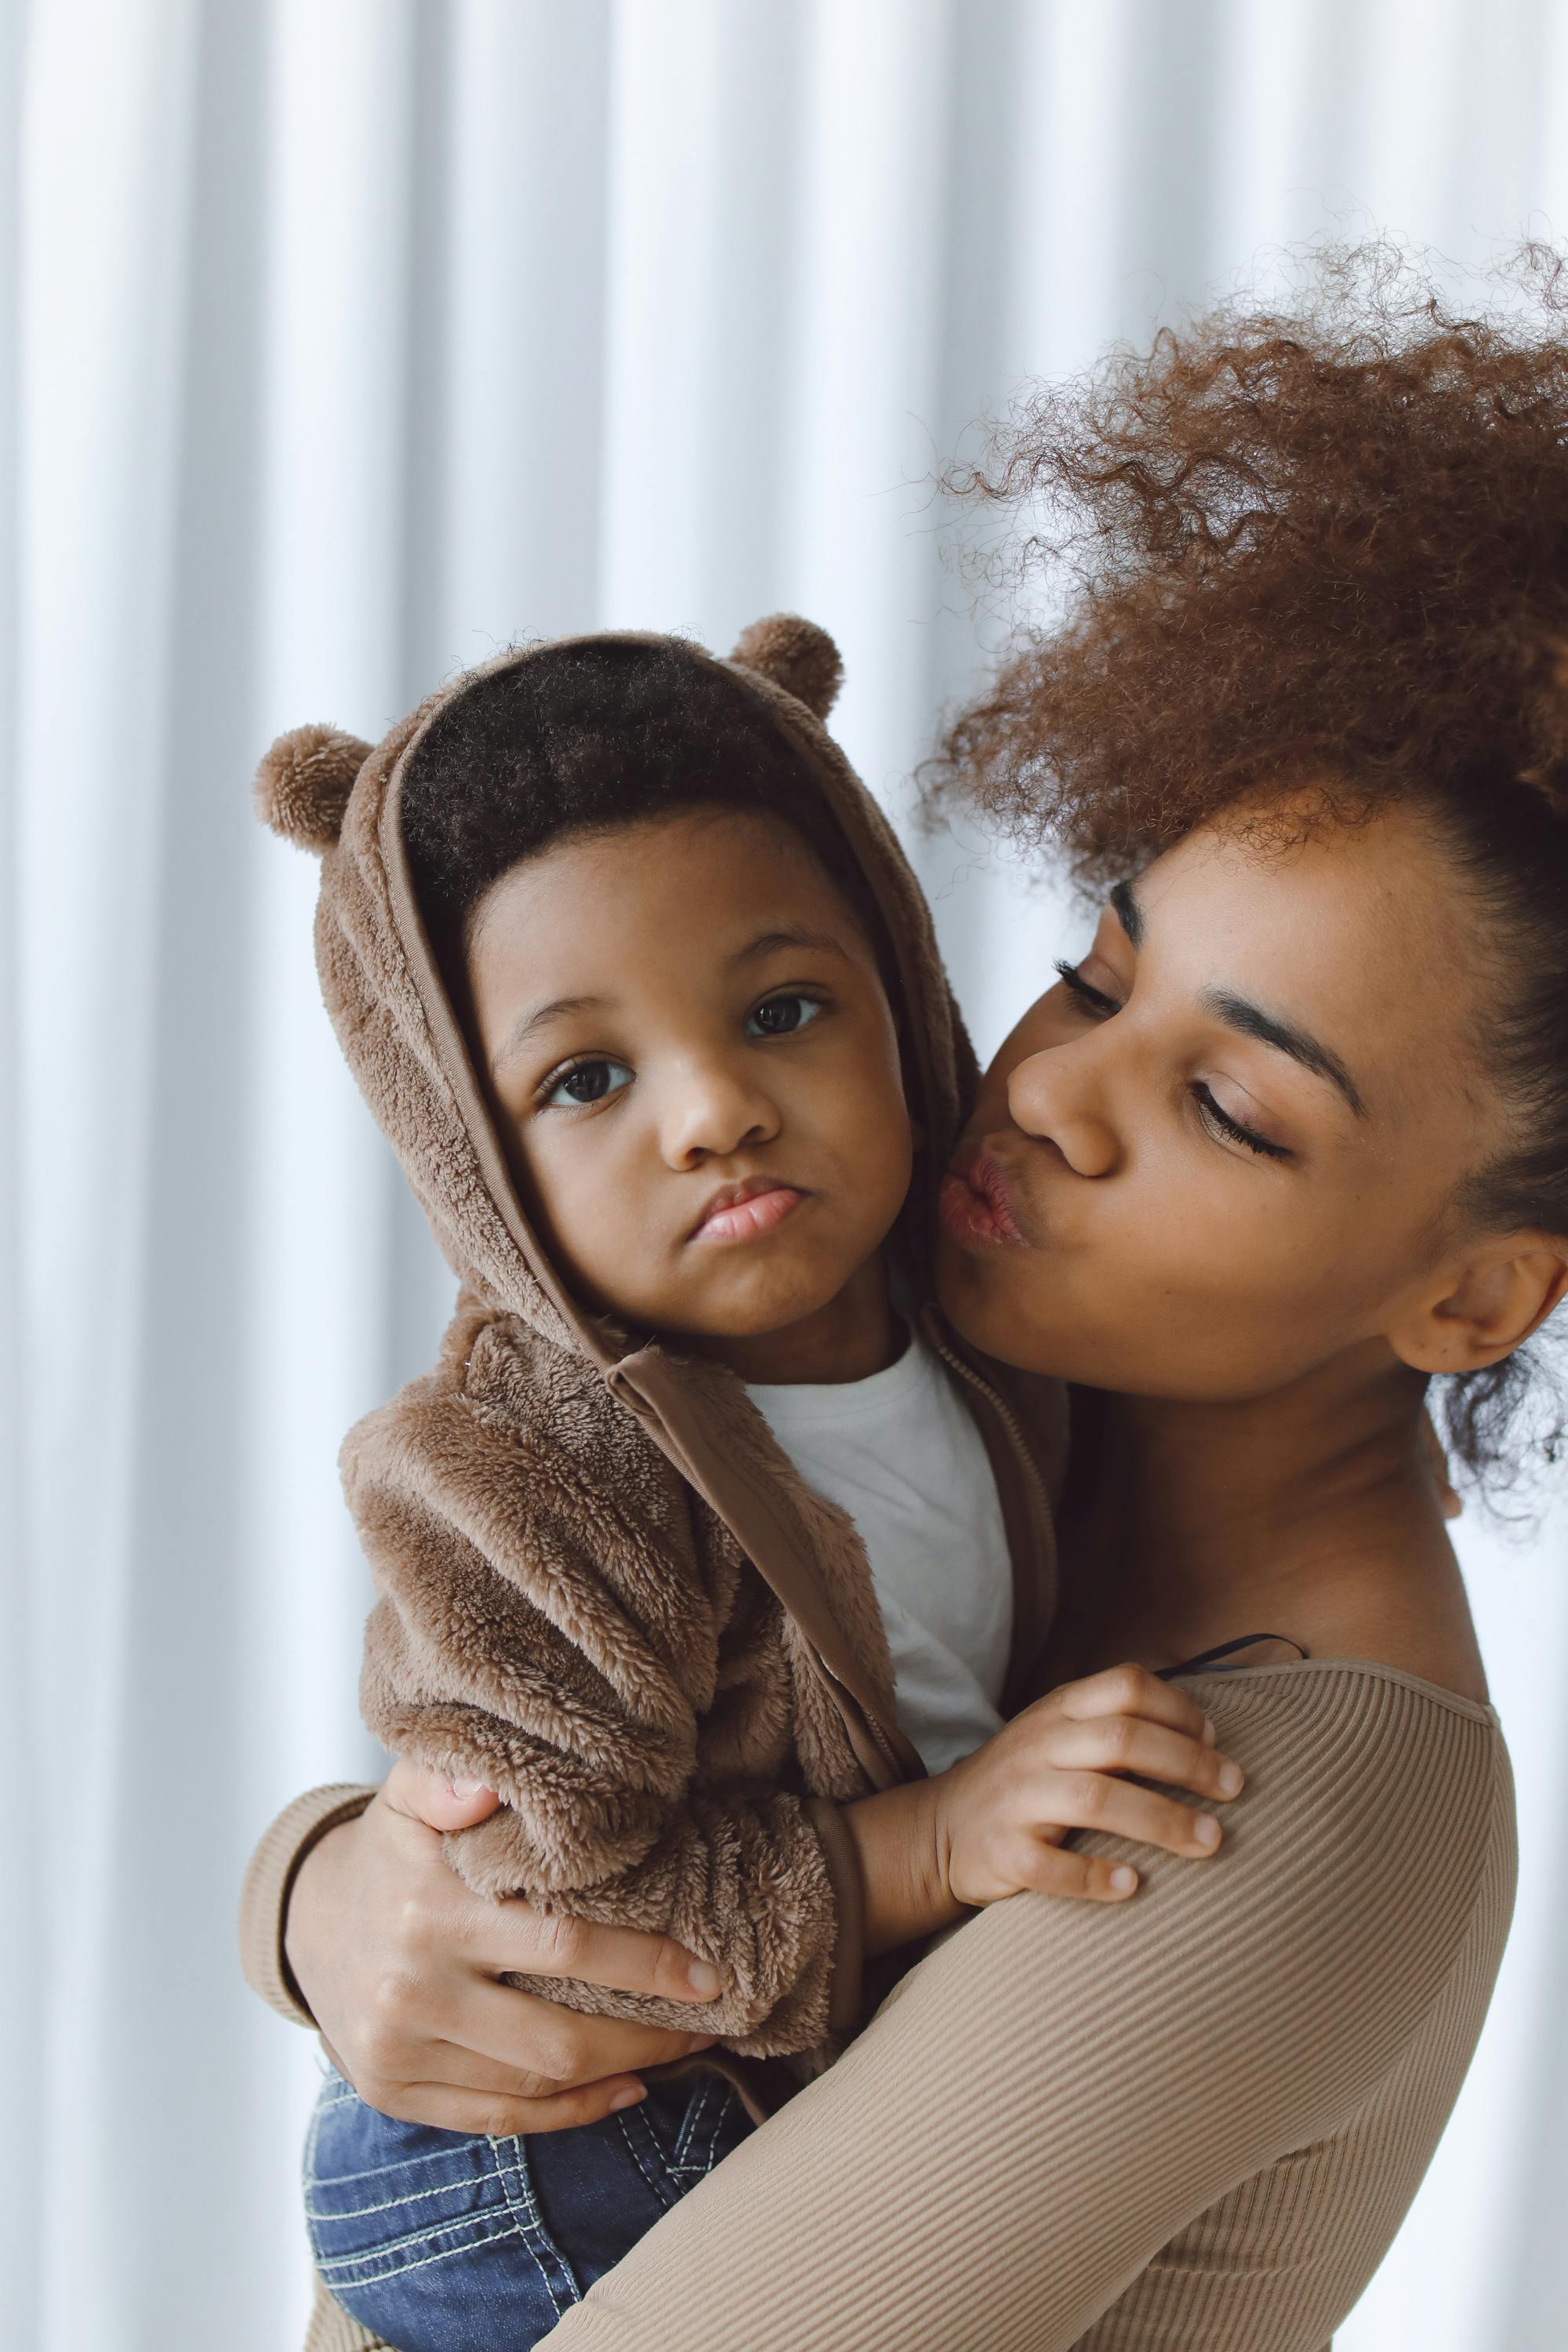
xmin=495 ymin=994 xmax=604 ymax=1069
xmin=727 ymin=927 xmax=852 ymax=968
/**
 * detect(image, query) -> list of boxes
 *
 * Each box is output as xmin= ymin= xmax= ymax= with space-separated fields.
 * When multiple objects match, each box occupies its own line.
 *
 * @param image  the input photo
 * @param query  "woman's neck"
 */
xmin=1059 ymin=1344 xmax=1488 ymax=1700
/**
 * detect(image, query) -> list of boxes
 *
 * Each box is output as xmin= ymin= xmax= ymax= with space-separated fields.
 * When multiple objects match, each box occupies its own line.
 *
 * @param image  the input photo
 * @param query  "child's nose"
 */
xmin=659 ymin=1062 xmax=780 ymax=1167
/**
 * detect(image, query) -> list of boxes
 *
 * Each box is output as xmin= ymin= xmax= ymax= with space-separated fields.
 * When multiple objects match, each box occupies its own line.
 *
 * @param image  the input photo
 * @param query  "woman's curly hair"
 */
xmin=931 ymin=244 xmax=1568 ymax=1487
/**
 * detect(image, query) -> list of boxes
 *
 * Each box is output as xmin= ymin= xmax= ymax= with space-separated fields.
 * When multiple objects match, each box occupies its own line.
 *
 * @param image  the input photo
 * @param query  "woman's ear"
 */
xmin=1389 ymin=1234 xmax=1568 ymax=1374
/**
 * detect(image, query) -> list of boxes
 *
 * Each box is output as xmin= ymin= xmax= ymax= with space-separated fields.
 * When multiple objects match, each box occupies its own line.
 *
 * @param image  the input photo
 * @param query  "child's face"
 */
xmin=463 ymin=808 xmax=913 ymax=1345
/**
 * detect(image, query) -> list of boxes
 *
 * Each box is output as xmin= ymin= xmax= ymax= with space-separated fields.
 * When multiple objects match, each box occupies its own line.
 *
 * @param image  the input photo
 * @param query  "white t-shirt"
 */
xmin=747 ymin=1334 xmax=1014 ymax=1774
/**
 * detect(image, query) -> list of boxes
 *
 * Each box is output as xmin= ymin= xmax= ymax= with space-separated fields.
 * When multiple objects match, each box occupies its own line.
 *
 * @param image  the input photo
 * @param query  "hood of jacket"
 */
xmin=255 ymin=615 xmax=978 ymax=1367
xmin=255 ymin=619 xmax=1001 ymax=1790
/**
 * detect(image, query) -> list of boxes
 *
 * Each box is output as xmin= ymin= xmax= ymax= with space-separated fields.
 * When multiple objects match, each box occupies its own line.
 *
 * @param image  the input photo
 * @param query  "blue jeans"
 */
xmin=304 ymin=2067 xmax=756 ymax=2351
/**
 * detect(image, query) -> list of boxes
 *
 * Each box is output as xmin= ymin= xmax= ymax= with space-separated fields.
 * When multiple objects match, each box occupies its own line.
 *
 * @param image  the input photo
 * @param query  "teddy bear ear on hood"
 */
xmin=729 ymin=613 xmax=844 ymax=721
xmin=253 ymin=722 xmax=373 ymax=852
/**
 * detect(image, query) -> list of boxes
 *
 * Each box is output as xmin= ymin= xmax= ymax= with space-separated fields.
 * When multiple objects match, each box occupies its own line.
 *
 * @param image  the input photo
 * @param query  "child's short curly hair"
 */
xmin=401 ymin=637 xmax=885 ymax=971
xmin=931 ymin=244 xmax=1568 ymax=1480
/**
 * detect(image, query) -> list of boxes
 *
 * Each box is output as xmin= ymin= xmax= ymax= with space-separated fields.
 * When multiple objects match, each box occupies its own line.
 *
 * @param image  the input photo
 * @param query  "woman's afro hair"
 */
xmin=929 ymin=243 xmax=1568 ymax=1490
xmin=931 ymin=241 xmax=1568 ymax=877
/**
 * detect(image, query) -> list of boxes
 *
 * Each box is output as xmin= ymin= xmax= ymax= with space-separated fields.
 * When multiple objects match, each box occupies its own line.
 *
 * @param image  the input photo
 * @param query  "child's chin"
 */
xmin=692 ymin=1268 xmax=845 ymax=1341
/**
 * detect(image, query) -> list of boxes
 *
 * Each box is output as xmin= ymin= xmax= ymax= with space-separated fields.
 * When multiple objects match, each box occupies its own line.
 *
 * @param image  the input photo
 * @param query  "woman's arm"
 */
xmin=245 ymin=1665 xmax=1239 ymax=2132
xmin=540 ymin=1664 xmax=1505 ymax=2352
xmin=243 ymin=1762 xmax=727 ymax=2136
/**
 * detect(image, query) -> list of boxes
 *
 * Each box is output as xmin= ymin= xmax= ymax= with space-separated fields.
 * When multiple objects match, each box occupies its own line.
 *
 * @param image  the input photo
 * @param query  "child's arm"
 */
xmin=847 ymin=1665 xmax=1244 ymax=1954
xmin=344 ymin=1368 xmax=866 ymax=2058
xmin=345 ymin=1356 xmax=1239 ymax=2058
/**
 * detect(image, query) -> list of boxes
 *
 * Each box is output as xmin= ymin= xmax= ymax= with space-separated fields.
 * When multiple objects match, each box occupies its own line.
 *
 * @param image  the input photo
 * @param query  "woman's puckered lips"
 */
xmin=938 ymin=1146 xmax=1030 ymax=1250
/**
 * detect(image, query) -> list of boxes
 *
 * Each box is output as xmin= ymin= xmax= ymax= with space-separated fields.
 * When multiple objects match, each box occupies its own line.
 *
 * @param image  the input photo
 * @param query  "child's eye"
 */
xmin=541 ymin=1057 xmax=633 ymax=1109
xmin=746 ymin=993 xmax=826 ymax=1039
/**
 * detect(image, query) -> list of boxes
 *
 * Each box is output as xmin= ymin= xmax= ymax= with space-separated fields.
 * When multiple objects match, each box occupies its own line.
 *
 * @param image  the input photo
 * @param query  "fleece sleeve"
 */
xmin=539 ymin=1664 xmax=1512 ymax=2352
xmin=343 ymin=1370 xmax=864 ymax=2056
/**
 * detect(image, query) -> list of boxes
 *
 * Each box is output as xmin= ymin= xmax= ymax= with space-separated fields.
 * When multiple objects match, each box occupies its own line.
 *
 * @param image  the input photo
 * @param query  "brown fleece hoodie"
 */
xmin=253 ymin=616 xmax=1064 ymax=2081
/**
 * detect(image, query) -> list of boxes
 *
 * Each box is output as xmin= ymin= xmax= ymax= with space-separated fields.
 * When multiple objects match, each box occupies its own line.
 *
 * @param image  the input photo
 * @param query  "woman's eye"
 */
xmin=1054 ymin=959 xmax=1121 ymax=1018
xmin=1191 ymin=1082 xmax=1290 ymax=1163
xmin=746 ymin=993 xmax=825 ymax=1039
xmin=543 ymin=1058 xmax=633 ymax=1109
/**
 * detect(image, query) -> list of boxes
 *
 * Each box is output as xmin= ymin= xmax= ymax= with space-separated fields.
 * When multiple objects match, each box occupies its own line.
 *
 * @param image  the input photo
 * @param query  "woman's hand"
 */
xmin=936 ymin=1663 xmax=1245 ymax=1907
xmin=283 ymin=1761 xmax=724 ymax=2136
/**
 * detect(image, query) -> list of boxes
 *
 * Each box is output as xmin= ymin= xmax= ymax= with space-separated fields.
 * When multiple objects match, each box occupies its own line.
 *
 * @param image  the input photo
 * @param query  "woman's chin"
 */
xmin=935 ymin=1232 xmax=1035 ymax=1364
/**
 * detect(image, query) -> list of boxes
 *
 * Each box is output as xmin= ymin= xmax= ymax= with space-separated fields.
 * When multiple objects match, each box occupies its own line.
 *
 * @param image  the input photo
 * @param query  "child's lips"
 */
xmin=688 ymin=1181 xmax=807 ymax=1246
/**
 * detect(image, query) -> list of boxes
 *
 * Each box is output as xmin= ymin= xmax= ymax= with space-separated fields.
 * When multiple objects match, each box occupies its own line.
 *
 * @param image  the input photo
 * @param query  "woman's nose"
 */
xmin=659 ymin=1062 xmax=780 ymax=1167
xmin=1005 ymin=1045 xmax=1120 ymax=1178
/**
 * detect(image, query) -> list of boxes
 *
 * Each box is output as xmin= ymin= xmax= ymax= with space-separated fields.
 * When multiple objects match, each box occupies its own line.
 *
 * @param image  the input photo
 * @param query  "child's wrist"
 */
xmin=846 ymin=1776 xmax=964 ymax=1956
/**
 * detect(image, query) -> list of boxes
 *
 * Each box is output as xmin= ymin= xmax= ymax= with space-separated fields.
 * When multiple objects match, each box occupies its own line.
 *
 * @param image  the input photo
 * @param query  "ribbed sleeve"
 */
xmin=306 ymin=2274 xmax=387 ymax=2352
xmin=540 ymin=1662 xmax=1515 ymax=2352
xmin=238 ymin=1784 xmax=376 ymax=2027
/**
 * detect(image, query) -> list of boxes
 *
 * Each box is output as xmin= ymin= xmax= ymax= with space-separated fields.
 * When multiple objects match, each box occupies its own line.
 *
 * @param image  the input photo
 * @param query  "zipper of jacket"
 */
xmin=813 ymin=1653 xmax=908 ymax=1780
xmin=924 ymin=1319 xmax=1053 ymax=1536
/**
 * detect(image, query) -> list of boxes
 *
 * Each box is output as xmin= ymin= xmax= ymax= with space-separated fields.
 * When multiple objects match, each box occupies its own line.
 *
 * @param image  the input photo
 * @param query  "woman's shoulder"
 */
xmin=1181 ymin=1650 xmax=1506 ymax=1751
xmin=1174 ymin=1653 xmax=1515 ymax=1980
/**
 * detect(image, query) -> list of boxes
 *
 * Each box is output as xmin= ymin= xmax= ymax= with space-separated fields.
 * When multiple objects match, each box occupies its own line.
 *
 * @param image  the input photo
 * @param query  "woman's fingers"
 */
xmin=383 ymin=1754 xmax=503 ymax=1831
xmin=372 ymin=2075 xmax=652 ymax=2138
xmin=447 ymin=1980 xmax=719 ymax=2089
xmin=415 ymin=2031 xmax=714 ymax=2105
xmin=379 ymin=1759 xmax=722 ymax=2004
xmin=329 ymin=1973 xmax=716 ymax=2124
xmin=1040 ymin=1716 xmax=1243 ymax=1805
xmin=466 ymin=1900 xmax=724 ymax=2005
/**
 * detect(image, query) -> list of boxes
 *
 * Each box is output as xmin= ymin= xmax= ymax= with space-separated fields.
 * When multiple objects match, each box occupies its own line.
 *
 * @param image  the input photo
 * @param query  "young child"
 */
xmin=256 ymin=619 xmax=1228 ymax=2352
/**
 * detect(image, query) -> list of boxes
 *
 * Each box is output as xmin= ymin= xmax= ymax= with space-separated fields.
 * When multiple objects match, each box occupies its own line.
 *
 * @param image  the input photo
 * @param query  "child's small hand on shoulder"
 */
xmin=934 ymin=1664 xmax=1245 ymax=1909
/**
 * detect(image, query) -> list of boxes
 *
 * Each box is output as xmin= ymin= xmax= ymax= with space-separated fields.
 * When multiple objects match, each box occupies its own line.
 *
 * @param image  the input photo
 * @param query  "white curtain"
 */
xmin=5 ymin=4 xmax=1567 ymax=2344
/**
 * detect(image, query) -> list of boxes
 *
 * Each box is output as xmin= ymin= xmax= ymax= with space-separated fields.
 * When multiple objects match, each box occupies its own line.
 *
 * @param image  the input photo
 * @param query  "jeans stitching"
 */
xmin=314 ymin=2212 xmax=524 ymax=2288
xmin=670 ymin=2078 xmax=706 ymax=2169
xmin=489 ymin=2135 xmax=580 ymax=2316
xmin=615 ymin=2107 xmax=681 ymax=2212
xmin=697 ymin=2084 xmax=737 ymax=2176
xmin=304 ymin=2125 xmax=482 ymax=2193
xmin=304 ymin=2167 xmax=495 ymax=2225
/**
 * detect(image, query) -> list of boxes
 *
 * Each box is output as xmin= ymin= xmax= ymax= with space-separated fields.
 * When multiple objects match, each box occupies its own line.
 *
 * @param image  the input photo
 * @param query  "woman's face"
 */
xmin=937 ymin=802 xmax=1516 ymax=1398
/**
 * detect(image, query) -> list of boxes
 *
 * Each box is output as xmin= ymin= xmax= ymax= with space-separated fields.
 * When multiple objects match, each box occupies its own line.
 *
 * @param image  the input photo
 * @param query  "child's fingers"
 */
xmin=1026 ymin=1771 xmax=1225 ymax=1862
xmin=1044 ymin=1662 xmax=1214 ymax=1744
xmin=1039 ymin=1717 xmax=1243 ymax=1805
xmin=1010 ymin=1847 xmax=1141 ymax=1904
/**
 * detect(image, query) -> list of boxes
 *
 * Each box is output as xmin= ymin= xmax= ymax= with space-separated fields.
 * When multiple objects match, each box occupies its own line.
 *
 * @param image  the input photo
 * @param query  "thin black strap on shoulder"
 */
xmin=1156 ymin=1632 xmax=1309 ymax=1681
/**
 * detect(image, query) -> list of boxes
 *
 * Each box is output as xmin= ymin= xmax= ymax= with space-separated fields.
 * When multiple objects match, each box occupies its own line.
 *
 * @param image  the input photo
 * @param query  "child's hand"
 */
xmin=933 ymin=1664 xmax=1245 ymax=1909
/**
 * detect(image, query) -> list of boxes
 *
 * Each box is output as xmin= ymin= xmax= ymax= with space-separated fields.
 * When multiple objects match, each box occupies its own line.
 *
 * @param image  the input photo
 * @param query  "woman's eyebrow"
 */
xmin=1200 ymin=987 xmax=1368 ymax=1117
xmin=1109 ymin=879 xmax=1144 ymax=946
xmin=1112 ymin=877 xmax=1366 ymax=1116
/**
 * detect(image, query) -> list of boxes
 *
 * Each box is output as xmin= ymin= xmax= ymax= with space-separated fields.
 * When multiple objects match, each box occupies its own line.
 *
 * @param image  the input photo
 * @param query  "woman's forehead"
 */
xmin=1132 ymin=809 xmax=1494 ymax=1102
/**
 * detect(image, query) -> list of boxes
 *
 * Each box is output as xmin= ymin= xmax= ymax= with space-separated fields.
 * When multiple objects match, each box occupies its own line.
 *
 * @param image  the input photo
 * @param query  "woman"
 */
xmin=249 ymin=252 xmax=1565 ymax=2347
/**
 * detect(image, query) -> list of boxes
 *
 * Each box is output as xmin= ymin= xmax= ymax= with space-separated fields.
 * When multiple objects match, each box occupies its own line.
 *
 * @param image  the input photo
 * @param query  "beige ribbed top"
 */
xmin=249 ymin=1659 xmax=1514 ymax=2352
xmin=539 ymin=1661 xmax=1514 ymax=2351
